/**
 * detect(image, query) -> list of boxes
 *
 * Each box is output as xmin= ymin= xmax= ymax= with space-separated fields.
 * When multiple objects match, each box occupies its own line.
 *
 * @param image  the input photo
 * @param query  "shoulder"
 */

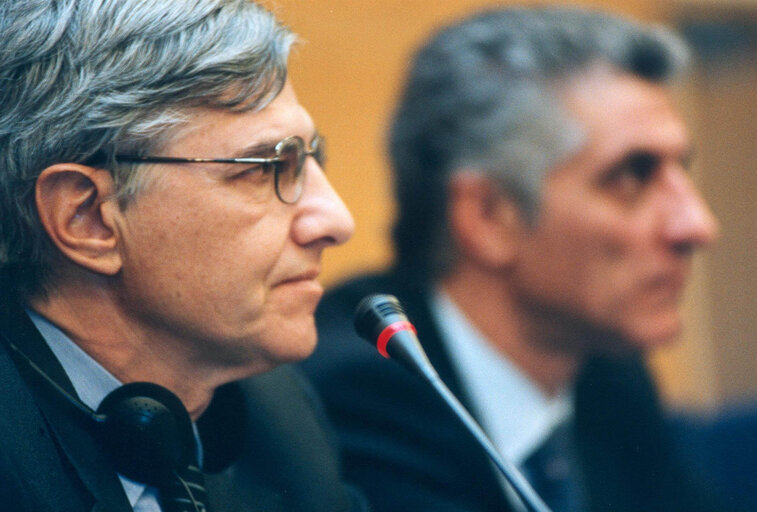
xmin=0 ymin=338 xmax=93 ymax=511
xmin=204 ymin=367 xmax=368 ymax=512
xmin=0 ymin=344 xmax=38 ymax=510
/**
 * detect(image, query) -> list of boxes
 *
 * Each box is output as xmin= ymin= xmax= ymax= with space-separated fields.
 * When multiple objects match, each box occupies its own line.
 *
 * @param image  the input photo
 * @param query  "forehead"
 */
xmin=556 ymin=67 xmax=689 ymax=172
xmin=164 ymin=82 xmax=315 ymax=157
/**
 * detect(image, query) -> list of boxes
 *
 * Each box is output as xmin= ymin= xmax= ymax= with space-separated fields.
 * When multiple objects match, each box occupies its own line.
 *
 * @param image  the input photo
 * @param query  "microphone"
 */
xmin=354 ymin=294 xmax=553 ymax=512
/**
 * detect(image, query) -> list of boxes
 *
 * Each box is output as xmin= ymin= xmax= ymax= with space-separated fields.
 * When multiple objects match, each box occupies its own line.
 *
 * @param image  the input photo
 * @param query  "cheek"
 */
xmin=552 ymin=218 xmax=678 ymax=345
xmin=119 ymin=193 xmax=281 ymax=322
xmin=254 ymin=288 xmax=320 ymax=353
xmin=516 ymin=207 xmax=649 ymax=318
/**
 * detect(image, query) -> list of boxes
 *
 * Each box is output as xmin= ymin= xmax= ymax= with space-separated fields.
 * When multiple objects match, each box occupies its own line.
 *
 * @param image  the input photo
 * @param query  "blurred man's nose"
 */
xmin=660 ymin=167 xmax=720 ymax=252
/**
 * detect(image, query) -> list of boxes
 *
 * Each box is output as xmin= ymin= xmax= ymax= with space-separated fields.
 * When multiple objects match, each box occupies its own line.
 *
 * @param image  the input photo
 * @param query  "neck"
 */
xmin=27 ymin=278 xmax=245 ymax=420
xmin=441 ymin=263 xmax=582 ymax=396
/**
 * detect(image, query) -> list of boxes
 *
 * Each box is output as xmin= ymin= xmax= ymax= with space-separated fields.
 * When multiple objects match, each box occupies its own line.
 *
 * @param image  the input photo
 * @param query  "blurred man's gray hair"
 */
xmin=389 ymin=6 xmax=690 ymax=282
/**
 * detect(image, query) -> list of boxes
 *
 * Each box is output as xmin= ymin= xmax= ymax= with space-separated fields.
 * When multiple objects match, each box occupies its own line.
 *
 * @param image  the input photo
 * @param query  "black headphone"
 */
xmin=5 ymin=340 xmax=196 ymax=488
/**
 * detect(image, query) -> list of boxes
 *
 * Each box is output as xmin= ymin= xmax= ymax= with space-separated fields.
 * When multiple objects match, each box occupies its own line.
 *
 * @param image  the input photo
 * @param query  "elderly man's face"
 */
xmin=512 ymin=69 xmax=718 ymax=352
xmin=112 ymin=82 xmax=354 ymax=374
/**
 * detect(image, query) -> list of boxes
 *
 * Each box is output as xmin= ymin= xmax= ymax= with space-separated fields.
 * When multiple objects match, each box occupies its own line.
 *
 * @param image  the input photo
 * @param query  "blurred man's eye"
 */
xmin=600 ymin=151 xmax=659 ymax=203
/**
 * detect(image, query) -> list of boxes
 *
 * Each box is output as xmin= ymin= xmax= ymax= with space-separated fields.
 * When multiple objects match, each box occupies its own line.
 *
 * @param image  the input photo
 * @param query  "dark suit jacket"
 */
xmin=0 ymin=290 xmax=366 ymax=512
xmin=300 ymin=272 xmax=733 ymax=512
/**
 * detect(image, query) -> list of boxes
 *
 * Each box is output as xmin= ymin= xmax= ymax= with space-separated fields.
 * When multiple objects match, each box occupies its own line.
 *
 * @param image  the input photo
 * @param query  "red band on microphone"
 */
xmin=376 ymin=321 xmax=417 ymax=359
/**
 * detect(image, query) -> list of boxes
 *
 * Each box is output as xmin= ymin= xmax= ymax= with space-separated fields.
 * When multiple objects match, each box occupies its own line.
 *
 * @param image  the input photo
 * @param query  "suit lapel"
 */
xmin=0 ymin=298 xmax=133 ymax=512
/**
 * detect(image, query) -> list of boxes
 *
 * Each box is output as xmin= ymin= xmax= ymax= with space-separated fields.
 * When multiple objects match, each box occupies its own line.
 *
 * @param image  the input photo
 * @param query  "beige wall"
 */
xmin=264 ymin=0 xmax=756 ymax=411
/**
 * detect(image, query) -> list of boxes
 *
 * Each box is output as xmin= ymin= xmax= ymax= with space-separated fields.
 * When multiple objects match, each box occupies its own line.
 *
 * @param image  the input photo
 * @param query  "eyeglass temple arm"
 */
xmin=112 ymin=155 xmax=278 ymax=165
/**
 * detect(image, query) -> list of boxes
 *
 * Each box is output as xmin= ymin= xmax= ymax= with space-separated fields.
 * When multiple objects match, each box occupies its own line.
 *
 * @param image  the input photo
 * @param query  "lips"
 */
xmin=276 ymin=267 xmax=321 ymax=286
xmin=645 ymin=269 xmax=689 ymax=305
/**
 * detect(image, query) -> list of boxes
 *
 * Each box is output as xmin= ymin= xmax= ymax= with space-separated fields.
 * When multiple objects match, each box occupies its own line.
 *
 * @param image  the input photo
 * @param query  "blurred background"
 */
xmin=261 ymin=0 xmax=756 ymax=415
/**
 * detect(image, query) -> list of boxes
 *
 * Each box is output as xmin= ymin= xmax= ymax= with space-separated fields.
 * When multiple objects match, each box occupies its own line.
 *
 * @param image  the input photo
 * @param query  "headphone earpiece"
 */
xmin=95 ymin=382 xmax=196 ymax=487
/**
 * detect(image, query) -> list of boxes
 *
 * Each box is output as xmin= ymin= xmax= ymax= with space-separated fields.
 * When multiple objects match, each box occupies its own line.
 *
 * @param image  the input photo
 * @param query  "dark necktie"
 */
xmin=522 ymin=422 xmax=585 ymax=512
xmin=159 ymin=463 xmax=212 ymax=512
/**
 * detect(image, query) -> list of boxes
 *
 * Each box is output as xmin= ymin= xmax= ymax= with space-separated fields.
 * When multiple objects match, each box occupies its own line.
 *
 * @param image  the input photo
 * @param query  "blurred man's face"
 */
xmin=112 ymin=82 xmax=354 ymax=375
xmin=511 ymin=68 xmax=718 ymax=352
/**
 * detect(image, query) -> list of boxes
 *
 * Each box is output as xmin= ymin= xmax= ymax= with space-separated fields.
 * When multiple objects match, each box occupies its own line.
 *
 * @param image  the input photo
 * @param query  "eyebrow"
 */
xmin=230 ymin=131 xmax=321 ymax=159
xmin=231 ymin=141 xmax=278 ymax=159
xmin=605 ymin=144 xmax=694 ymax=172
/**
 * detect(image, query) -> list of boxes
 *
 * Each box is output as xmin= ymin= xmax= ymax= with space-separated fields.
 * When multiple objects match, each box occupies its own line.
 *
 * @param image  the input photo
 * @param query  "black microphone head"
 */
xmin=354 ymin=293 xmax=439 ymax=380
xmin=354 ymin=294 xmax=410 ymax=346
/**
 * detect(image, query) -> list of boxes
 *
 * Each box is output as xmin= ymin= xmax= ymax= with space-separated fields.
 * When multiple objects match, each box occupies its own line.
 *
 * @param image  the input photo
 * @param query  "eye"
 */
xmin=600 ymin=151 xmax=659 ymax=202
xmin=228 ymin=163 xmax=273 ymax=183
xmin=616 ymin=152 xmax=658 ymax=183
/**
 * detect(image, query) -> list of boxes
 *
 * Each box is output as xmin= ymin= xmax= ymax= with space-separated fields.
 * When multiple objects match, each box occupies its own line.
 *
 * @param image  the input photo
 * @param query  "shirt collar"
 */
xmin=428 ymin=287 xmax=573 ymax=466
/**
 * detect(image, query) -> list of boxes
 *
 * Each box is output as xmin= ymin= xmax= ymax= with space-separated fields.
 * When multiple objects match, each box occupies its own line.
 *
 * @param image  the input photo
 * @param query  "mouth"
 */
xmin=276 ymin=268 xmax=322 ymax=287
xmin=647 ymin=270 xmax=689 ymax=304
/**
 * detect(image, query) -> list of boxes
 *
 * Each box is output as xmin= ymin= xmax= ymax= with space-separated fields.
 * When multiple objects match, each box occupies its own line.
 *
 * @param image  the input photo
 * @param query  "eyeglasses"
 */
xmin=113 ymin=134 xmax=325 ymax=204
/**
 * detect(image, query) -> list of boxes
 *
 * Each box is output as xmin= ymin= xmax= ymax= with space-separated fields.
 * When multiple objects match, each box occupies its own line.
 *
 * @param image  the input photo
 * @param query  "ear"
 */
xmin=35 ymin=163 xmax=123 ymax=276
xmin=447 ymin=172 xmax=526 ymax=270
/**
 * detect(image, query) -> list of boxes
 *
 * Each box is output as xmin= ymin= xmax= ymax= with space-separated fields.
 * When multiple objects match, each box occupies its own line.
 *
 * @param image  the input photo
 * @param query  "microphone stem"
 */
xmin=354 ymin=294 xmax=552 ymax=512
xmin=423 ymin=371 xmax=553 ymax=512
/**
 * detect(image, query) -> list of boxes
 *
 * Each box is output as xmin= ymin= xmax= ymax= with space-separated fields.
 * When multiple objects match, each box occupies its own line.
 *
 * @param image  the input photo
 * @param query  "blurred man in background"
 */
xmin=0 ymin=1 xmax=364 ymax=511
xmin=302 ymin=6 xmax=732 ymax=512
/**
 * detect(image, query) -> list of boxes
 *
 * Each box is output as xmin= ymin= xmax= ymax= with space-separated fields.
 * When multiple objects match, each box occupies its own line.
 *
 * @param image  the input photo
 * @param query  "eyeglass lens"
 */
xmin=274 ymin=136 xmax=324 ymax=204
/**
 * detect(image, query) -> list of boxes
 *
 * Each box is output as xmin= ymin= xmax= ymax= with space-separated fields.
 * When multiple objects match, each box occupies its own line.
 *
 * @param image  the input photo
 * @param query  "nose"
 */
xmin=291 ymin=159 xmax=355 ymax=248
xmin=660 ymin=167 xmax=719 ymax=252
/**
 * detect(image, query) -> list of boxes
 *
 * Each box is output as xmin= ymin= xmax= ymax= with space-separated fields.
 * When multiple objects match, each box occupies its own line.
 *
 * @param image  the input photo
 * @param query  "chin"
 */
xmin=583 ymin=313 xmax=682 ymax=357
xmin=628 ymin=318 xmax=683 ymax=352
xmin=284 ymin=340 xmax=318 ymax=363
xmin=271 ymin=326 xmax=319 ymax=363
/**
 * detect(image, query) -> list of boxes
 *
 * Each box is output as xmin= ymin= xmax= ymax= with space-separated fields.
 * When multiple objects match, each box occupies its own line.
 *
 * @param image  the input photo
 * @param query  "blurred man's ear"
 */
xmin=447 ymin=171 xmax=526 ymax=271
xmin=35 ymin=164 xmax=123 ymax=276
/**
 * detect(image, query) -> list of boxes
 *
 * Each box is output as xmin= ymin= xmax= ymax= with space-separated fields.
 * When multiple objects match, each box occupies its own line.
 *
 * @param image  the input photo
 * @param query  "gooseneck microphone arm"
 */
xmin=354 ymin=294 xmax=553 ymax=512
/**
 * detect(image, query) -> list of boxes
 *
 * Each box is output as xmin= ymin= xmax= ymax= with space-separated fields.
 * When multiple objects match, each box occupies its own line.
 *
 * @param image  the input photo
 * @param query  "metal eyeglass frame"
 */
xmin=113 ymin=134 xmax=324 ymax=204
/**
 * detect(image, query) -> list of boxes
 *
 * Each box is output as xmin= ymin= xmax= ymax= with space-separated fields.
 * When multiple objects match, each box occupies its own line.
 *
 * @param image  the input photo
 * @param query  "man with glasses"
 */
xmin=301 ymin=6 xmax=735 ymax=512
xmin=0 ymin=1 xmax=363 ymax=511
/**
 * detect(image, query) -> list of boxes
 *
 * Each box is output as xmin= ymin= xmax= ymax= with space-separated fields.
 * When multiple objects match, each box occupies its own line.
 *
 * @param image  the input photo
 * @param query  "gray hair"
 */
xmin=0 ymin=0 xmax=296 ymax=295
xmin=389 ymin=6 xmax=690 ymax=283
